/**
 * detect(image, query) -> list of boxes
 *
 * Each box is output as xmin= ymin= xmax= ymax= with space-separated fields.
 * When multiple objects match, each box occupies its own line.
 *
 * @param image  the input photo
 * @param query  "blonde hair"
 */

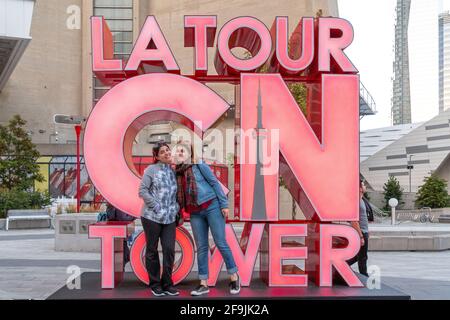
xmin=174 ymin=139 xmax=196 ymax=164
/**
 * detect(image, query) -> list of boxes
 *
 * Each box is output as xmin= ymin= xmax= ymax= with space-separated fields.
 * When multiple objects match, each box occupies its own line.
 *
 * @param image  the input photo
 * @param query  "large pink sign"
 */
xmin=86 ymin=15 xmax=362 ymax=289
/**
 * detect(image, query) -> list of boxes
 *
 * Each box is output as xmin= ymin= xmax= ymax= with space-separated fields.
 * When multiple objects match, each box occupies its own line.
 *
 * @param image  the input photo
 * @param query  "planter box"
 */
xmin=55 ymin=213 xmax=100 ymax=252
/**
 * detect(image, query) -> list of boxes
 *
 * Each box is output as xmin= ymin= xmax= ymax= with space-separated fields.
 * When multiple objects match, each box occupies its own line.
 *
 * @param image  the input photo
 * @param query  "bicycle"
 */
xmin=419 ymin=207 xmax=433 ymax=223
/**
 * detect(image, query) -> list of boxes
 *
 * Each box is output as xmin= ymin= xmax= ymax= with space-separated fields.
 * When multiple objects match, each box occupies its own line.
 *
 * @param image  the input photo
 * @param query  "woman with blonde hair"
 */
xmin=173 ymin=141 xmax=240 ymax=296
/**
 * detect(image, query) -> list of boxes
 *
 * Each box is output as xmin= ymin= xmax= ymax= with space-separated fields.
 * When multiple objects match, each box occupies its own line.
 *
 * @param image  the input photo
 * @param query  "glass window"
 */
xmin=95 ymin=0 xmax=132 ymax=7
xmin=94 ymin=8 xmax=132 ymax=19
xmin=64 ymin=157 xmax=77 ymax=198
xmin=93 ymin=0 xmax=133 ymax=106
xmin=105 ymin=19 xmax=133 ymax=31
xmin=94 ymin=89 xmax=109 ymax=100
xmin=94 ymin=77 xmax=110 ymax=89
xmin=113 ymin=53 xmax=130 ymax=60
xmin=114 ymin=42 xmax=133 ymax=54
xmin=113 ymin=31 xmax=133 ymax=42
xmin=81 ymin=177 xmax=95 ymax=202
xmin=49 ymin=157 xmax=67 ymax=198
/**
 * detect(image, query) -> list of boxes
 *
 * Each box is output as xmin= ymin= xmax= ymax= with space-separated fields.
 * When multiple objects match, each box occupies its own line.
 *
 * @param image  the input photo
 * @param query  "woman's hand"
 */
xmin=221 ymin=208 xmax=229 ymax=219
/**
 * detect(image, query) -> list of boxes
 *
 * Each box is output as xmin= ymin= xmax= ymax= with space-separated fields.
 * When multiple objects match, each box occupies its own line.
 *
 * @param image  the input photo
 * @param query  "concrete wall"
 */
xmin=367 ymin=191 xmax=418 ymax=210
xmin=0 ymin=0 xmax=83 ymax=145
xmin=435 ymin=154 xmax=450 ymax=191
xmin=55 ymin=213 xmax=100 ymax=252
xmin=361 ymin=109 xmax=450 ymax=193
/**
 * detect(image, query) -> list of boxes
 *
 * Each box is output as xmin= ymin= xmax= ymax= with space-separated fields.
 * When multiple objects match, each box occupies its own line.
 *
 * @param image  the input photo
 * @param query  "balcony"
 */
xmin=360 ymin=81 xmax=377 ymax=116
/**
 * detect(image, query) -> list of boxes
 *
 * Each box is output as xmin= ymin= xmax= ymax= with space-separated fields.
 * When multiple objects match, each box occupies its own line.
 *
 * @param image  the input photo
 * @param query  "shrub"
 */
xmin=0 ymin=188 xmax=52 ymax=218
xmin=415 ymin=175 xmax=450 ymax=209
xmin=383 ymin=176 xmax=403 ymax=211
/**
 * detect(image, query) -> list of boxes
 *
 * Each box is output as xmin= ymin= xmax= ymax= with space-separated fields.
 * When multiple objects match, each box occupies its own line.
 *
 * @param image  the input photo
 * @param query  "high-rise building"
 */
xmin=392 ymin=0 xmax=412 ymax=125
xmin=439 ymin=12 xmax=450 ymax=113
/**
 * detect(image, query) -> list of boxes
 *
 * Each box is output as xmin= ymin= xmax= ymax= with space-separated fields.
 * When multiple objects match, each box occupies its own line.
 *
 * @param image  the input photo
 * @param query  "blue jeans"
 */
xmin=189 ymin=198 xmax=238 ymax=280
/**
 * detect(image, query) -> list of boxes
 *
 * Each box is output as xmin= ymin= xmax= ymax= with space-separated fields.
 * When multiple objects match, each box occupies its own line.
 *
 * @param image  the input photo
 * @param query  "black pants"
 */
xmin=141 ymin=217 xmax=176 ymax=290
xmin=347 ymin=232 xmax=369 ymax=276
xmin=123 ymin=240 xmax=130 ymax=265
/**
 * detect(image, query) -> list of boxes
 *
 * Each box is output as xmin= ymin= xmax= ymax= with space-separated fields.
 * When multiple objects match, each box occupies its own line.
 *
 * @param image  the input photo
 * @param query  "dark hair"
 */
xmin=152 ymin=142 xmax=170 ymax=159
xmin=360 ymin=179 xmax=364 ymax=188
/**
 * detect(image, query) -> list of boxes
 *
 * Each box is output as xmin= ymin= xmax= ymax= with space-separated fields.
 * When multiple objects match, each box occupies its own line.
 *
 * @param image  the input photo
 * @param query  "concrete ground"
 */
xmin=1 ymin=228 xmax=450 ymax=300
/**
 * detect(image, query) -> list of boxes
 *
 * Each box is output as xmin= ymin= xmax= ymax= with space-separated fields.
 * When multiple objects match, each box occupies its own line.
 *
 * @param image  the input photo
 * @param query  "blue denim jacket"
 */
xmin=192 ymin=163 xmax=228 ymax=209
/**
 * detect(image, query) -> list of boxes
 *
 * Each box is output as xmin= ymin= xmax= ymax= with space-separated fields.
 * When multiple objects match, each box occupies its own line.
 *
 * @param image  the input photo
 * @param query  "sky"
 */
xmin=338 ymin=0 xmax=450 ymax=130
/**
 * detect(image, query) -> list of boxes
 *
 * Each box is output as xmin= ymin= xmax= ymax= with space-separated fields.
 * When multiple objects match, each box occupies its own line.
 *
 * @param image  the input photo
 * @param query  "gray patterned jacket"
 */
xmin=138 ymin=162 xmax=179 ymax=224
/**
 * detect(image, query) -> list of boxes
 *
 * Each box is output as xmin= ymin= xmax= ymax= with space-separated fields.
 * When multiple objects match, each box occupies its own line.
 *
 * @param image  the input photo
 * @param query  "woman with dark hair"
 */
xmin=173 ymin=141 xmax=240 ymax=296
xmin=138 ymin=142 xmax=179 ymax=297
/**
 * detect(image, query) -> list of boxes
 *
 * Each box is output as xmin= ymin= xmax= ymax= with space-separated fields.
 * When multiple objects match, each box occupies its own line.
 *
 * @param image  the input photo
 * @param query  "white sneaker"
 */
xmin=191 ymin=285 xmax=210 ymax=296
xmin=229 ymin=274 xmax=241 ymax=294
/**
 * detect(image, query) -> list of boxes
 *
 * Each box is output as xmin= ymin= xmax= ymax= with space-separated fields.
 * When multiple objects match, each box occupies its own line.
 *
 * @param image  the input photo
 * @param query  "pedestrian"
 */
xmin=347 ymin=179 xmax=370 ymax=277
xmin=105 ymin=202 xmax=136 ymax=265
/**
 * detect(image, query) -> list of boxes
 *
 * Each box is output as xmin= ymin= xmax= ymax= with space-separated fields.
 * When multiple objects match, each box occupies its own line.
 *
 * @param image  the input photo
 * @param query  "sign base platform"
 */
xmin=47 ymin=272 xmax=410 ymax=300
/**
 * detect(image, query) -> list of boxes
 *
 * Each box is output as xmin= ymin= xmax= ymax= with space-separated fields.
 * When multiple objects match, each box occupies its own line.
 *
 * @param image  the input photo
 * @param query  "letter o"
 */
xmin=130 ymin=226 xmax=195 ymax=285
xmin=215 ymin=17 xmax=272 ymax=75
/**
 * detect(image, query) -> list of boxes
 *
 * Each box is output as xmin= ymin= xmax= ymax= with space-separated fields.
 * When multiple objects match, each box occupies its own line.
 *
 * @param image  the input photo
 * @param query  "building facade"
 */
xmin=361 ymin=108 xmax=450 ymax=193
xmin=439 ymin=12 xmax=450 ymax=113
xmin=360 ymin=122 xmax=421 ymax=162
xmin=0 ymin=0 xmax=339 ymax=151
xmin=392 ymin=0 xmax=412 ymax=125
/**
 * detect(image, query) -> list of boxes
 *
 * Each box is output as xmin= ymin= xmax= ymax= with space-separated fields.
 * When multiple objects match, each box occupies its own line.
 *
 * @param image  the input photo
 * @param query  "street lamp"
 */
xmin=389 ymin=198 xmax=398 ymax=225
xmin=53 ymin=114 xmax=86 ymax=213
xmin=407 ymin=154 xmax=414 ymax=192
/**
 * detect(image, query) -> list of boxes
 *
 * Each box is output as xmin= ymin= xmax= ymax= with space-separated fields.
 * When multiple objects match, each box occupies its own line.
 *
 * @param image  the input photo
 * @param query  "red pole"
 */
xmin=75 ymin=125 xmax=82 ymax=213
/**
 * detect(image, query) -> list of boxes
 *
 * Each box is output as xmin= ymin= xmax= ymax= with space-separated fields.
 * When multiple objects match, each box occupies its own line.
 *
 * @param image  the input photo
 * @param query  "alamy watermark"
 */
xmin=66 ymin=5 xmax=81 ymax=30
xmin=66 ymin=265 xmax=81 ymax=290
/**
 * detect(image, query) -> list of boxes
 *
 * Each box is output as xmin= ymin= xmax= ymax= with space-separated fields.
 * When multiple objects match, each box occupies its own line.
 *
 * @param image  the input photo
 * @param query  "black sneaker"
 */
xmin=164 ymin=286 xmax=180 ymax=296
xmin=190 ymin=284 xmax=210 ymax=296
xmin=229 ymin=274 xmax=241 ymax=294
xmin=150 ymin=286 xmax=166 ymax=297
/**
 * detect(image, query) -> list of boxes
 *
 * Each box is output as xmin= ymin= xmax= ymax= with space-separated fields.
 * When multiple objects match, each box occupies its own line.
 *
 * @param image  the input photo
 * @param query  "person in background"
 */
xmin=105 ymin=202 xmax=136 ymax=265
xmin=362 ymin=196 xmax=374 ymax=223
xmin=173 ymin=141 xmax=240 ymax=296
xmin=347 ymin=179 xmax=370 ymax=277
xmin=138 ymin=142 xmax=179 ymax=297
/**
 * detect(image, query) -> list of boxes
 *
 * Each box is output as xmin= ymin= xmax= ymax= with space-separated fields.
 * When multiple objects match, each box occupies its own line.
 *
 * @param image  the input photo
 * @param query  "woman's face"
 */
xmin=174 ymin=145 xmax=191 ymax=164
xmin=156 ymin=145 xmax=172 ymax=164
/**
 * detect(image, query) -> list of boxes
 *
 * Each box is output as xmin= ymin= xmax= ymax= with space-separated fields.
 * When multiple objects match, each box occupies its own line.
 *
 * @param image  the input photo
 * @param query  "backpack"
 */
xmin=363 ymin=197 xmax=374 ymax=222
xmin=106 ymin=204 xmax=136 ymax=222
xmin=96 ymin=211 xmax=108 ymax=222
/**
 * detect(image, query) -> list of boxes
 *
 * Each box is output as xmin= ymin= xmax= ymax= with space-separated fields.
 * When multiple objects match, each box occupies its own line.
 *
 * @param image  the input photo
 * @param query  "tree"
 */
xmin=0 ymin=115 xmax=44 ymax=191
xmin=0 ymin=115 xmax=51 ymax=218
xmin=383 ymin=176 xmax=403 ymax=211
xmin=287 ymin=82 xmax=307 ymax=115
xmin=415 ymin=174 xmax=450 ymax=209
